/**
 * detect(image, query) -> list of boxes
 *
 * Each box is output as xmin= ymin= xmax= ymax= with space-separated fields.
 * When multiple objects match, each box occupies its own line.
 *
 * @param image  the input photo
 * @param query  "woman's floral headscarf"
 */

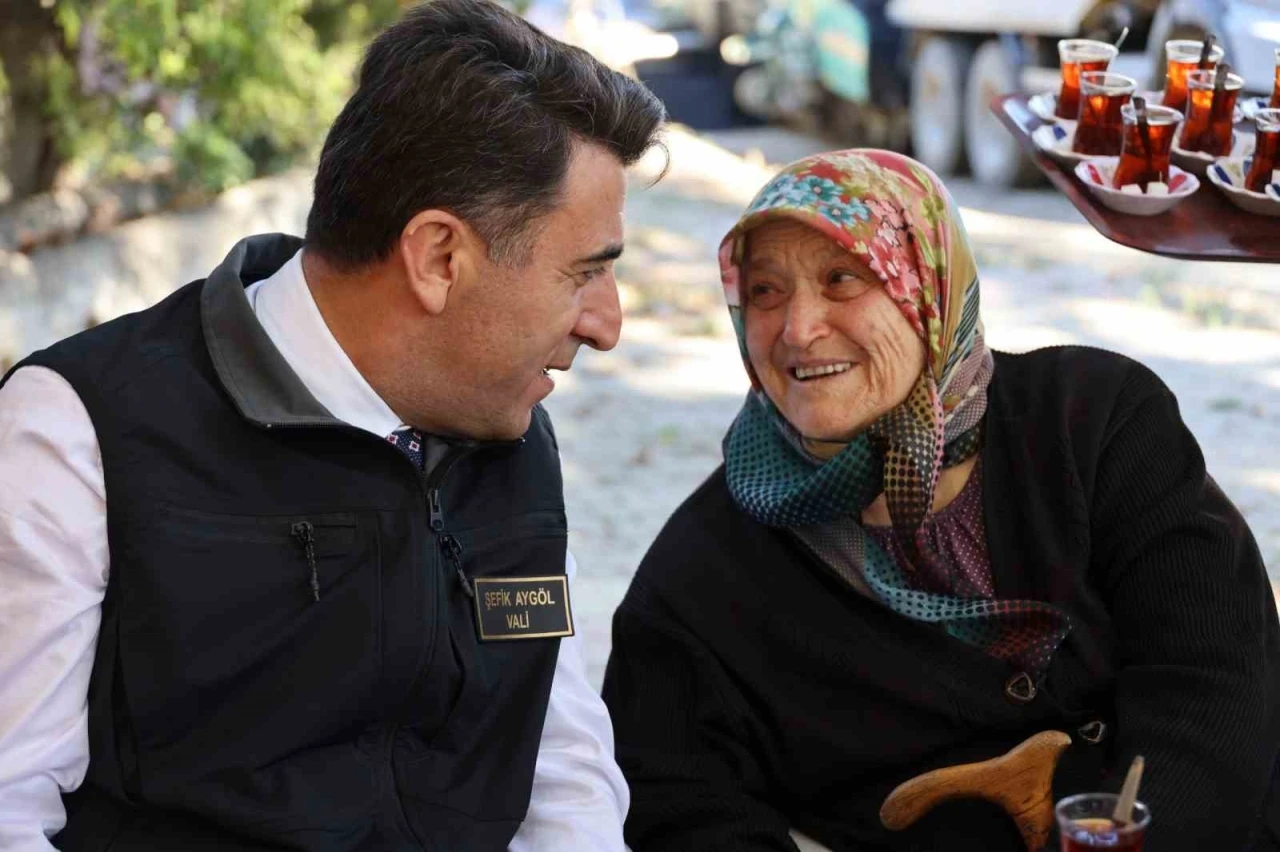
xmin=719 ymin=150 xmax=1069 ymax=675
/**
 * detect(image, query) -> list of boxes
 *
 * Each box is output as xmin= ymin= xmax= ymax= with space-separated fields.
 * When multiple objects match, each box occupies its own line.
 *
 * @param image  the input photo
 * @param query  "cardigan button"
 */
xmin=1077 ymin=720 xmax=1107 ymax=744
xmin=1004 ymin=671 xmax=1037 ymax=704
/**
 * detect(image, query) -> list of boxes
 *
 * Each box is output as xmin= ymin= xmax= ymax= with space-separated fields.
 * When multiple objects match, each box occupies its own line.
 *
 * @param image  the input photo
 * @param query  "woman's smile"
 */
xmin=790 ymin=361 xmax=856 ymax=381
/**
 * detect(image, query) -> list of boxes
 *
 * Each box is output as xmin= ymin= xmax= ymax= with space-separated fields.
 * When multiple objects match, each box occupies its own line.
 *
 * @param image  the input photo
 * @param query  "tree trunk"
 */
xmin=0 ymin=1 xmax=66 ymax=201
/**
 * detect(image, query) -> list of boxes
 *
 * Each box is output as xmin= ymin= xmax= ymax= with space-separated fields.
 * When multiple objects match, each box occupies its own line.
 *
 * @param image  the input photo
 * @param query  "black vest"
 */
xmin=5 ymin=235 xmax=568 ymax=851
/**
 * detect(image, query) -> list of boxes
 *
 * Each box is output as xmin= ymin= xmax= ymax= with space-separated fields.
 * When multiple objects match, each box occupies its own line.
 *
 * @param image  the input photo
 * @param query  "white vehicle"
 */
xmin=888 ymin=0 xmax=1280 ymax=185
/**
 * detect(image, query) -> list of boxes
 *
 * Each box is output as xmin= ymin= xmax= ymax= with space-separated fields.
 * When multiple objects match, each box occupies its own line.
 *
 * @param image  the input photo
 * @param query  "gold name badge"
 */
xmin=472 ymin=576 xmax=574 ymax=642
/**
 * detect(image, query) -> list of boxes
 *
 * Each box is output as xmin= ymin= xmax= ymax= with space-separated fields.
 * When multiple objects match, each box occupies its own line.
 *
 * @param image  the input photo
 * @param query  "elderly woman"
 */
xmin=601 ymin=150 xmax=1280 ymax=851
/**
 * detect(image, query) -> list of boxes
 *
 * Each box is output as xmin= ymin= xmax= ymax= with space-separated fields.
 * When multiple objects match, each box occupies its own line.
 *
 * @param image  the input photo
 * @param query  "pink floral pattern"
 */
xmin=719 ymin=149 xmax=985 ymax=409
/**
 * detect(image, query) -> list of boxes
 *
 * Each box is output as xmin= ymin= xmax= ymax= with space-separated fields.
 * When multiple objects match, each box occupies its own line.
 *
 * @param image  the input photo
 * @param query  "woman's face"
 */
xmin=743 ymin=219 xmax=925 ymax=445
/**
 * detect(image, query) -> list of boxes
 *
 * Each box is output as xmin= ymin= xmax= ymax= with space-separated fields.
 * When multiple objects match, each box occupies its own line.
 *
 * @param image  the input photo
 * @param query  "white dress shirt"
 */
xmin=0 ymin=249 xmax=628 ymax=851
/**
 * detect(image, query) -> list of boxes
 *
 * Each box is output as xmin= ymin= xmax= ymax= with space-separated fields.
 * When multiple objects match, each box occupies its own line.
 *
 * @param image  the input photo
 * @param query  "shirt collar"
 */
xmin=245 ymin=248 xmax=404 ymax=439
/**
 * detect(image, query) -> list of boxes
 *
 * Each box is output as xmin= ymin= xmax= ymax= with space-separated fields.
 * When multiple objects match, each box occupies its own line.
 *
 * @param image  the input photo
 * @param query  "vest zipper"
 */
xmin=428 ymin=489 xmax=444 ymax=531
xmin=423 ymin=444 xmax=483 ymax=596
xmin=440 ymin=533 xmax=472 ymax=598
xmin=428 ymin=490 xmax=473 ymax=597
xmin=290 ymin=521 xmax=319 ymax=602
xmin=378 ymin=442 xmax=496 ymax=848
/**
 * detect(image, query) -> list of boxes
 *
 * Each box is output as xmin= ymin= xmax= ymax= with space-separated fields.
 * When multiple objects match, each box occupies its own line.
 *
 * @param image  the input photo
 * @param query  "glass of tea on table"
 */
xmin=1162 ymin=39 xmax=1224 ymax=110
xmin=1178 ymin=68 xmax=1244 ymax=157
xmin=1056 ymin=793 xmax=1150 ymax=850
xmin=1246 ymin=109 xmax=1280 ymax=194
xmin=1270 ymin=48 xmax=1280 ymax=110
xmin=1073 ymin=73 xmax=1137 ymax=155
xmin=1113 ymin=102 xmax=1182 ymax=190
xmin=1057 ymin=39 xmax=1118 ymax=120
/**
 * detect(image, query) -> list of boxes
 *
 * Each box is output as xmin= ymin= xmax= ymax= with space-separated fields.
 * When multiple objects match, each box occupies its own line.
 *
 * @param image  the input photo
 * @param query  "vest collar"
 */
xmin=200 ymin=234 xmax=342 ymax=429
xmin=199 ymin=234 xmax=531 ymax=457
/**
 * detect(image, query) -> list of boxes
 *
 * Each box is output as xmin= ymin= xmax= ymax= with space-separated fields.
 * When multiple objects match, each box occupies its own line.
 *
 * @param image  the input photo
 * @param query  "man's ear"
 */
xmin=399 ymin=209 xmax=475 ymax=316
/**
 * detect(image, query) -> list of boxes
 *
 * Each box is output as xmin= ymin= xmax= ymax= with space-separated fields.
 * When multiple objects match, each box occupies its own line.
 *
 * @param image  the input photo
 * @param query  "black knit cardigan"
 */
xmin=603 ymin=346 xmax=1280 ymax=852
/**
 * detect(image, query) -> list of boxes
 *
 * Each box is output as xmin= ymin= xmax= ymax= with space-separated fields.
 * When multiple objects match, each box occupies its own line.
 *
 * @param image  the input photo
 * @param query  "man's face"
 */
xmin=441 ymin=142 xmax=626 ymax=440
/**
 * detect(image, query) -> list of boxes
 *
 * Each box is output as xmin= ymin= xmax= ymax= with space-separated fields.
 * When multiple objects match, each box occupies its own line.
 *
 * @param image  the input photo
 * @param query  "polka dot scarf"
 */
xmin=719 ymin=150 xmax=1070 ymax=676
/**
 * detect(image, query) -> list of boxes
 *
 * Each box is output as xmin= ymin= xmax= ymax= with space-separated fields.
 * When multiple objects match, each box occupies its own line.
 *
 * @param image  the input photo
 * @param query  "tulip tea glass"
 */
xmin=1161 ymin=39 xmax=1224 ymax=110
xmin=1056 ymin=793 xmax=1150 ymax=851
xmin=1245 ymin=108 xmax=1280 ymax=194
xmin=1113 ymin=103 xmax=1182 ymax=190
xmin=1269 ymin=48 xmax=1280 ymax=110
xmin=1073 ymin=72 xmax=1137 ymax=155
xmin=1178 ymin=69 xmax=1244 ymax=157
xmin=1057 ymin=39 xmax=1118 ymax=120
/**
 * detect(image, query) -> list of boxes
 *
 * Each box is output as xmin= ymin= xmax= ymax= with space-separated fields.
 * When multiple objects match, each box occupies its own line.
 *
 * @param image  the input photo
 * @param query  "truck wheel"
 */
xmin=964 ymin=38 xmax=1040 ymax=187
xmin=910 ymin=35 xmax=974 ymax=176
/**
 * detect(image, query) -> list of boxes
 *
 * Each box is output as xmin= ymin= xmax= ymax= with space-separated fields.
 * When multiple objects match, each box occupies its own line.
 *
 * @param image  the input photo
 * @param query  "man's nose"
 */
xmin=575 ymin=273 xmax=623 ymax=352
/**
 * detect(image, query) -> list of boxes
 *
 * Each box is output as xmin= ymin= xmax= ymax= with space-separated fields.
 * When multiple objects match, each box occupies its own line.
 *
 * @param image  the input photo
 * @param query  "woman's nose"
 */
xmin=781 ymin=288 xmax=828 ymax=349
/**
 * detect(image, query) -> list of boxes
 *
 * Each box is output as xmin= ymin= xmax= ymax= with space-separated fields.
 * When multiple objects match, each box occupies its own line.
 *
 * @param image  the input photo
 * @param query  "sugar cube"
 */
xmin=1147 ymin=183 xmax=1169 ymax=196
xmin=1120 ymin=184 xmax=1143 ymax=195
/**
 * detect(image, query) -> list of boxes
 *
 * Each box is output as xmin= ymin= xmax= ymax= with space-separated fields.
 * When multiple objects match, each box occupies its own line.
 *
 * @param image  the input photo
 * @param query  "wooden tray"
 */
xmin=992 ymin=92 xmax=1280 ymax=264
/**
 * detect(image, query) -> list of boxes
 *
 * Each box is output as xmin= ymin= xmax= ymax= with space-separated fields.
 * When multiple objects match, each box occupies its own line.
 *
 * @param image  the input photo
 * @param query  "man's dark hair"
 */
xmin=305 ymin=0 xmax=666 ymax=269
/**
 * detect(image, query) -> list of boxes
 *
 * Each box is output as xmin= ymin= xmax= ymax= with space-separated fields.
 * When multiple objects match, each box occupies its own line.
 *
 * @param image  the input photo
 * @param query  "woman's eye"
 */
xmin=828 ymin=270 xmax=871 ymax=294
xmin=747 ymin=282 xmax=785 ymax=309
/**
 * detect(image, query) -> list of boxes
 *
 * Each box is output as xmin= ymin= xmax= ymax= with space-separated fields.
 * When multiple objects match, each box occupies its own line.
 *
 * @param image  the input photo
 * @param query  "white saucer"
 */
xmin=1171 ymin=130 xmax=1255 ymax=176
xmin=1029 ymin=92 xmax=1060 ymax=123
xmin=1206 ymin=157 xmax=1280 ymax=217
xmin=1241 ymin=96 xmax=1274 ymax=122
xmin=1075 ymin=157 xmax=1199 ymax=216
xmin=1032 ymin=123 xmax=1102 ymax=167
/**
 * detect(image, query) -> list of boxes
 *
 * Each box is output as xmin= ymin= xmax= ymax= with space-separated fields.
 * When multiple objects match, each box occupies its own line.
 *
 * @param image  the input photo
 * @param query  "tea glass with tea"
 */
xmin=1178 ymin=69 xmax=1244 ymax=157
xmin=1057 ymin=40 xmax=1118 ymax=120
xmin=1113 ymin=103 xmax=1182 ymax=190
xmin=1056 ymin=793 xmax=1150 ymax=851
xmin=1269 ymin=48 xmax=1279 ymax=110
xmin=1162 ymin=39 xmax=1224 ymax=110
xmin=1245 ymin=108 xmax=1280 ymax=194
xmin=1073 ymin=72 xmax=1137 ymax=155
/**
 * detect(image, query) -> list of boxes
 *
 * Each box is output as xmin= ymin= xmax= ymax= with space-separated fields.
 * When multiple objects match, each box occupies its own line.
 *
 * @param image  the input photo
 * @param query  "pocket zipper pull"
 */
xmin=440 ymin=534 xmax=473 ymax=598
xmin=291 ymin=521 xmax=319 ymax=602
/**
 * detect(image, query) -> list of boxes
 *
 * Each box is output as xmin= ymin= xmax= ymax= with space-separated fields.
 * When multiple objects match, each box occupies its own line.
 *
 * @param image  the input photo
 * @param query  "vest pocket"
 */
xmin=116 ymin=505 xmax=383 ymax=800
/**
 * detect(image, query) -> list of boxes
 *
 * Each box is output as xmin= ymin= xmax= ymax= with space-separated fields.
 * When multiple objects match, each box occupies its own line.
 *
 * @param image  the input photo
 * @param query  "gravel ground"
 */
xmin=543 ymin=125 xmax=1280 ymax=687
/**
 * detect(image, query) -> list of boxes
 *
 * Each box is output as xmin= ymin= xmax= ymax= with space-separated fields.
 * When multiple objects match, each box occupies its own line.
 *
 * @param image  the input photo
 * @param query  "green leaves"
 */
xmin=38 ymin=0 xmax=400 ymax=195
xmin=174 ymin=123 xmax=255 ymax=193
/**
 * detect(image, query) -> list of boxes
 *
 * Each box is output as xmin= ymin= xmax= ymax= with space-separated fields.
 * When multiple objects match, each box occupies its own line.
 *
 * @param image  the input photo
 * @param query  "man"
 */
xmin=0 ymin=1 xmax=665 ymax=849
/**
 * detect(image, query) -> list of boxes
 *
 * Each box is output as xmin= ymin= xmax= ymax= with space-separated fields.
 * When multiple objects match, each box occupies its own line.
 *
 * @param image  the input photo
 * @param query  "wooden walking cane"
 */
xmin=879 ymin=730 xmax=1073 ymax=851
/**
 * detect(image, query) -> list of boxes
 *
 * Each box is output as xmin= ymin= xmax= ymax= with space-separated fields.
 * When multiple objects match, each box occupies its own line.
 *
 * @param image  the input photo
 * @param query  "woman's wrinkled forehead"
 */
xmin=742 ymin=220 xmax=857 ymax=272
